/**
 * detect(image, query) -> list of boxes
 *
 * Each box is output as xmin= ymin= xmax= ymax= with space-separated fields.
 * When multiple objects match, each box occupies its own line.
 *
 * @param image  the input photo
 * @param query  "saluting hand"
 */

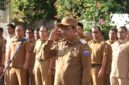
xmin=48 ymin=27 xmax=59 ymax=41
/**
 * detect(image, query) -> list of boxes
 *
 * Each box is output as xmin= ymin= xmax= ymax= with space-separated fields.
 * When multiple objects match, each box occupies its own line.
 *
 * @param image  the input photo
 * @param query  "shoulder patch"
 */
xmin=83 ymin=50 xmax=90 ymax=57
xmin=79 ymin=39 xmax=87 ymax=44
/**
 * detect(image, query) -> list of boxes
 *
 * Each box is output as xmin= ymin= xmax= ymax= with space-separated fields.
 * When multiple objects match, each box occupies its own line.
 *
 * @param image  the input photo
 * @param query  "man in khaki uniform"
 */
xmin=32 ymin=26 xmax=51 ymax=85
xmin=106 ymin=27 xmax=117 ymax=85
xmin=89 ymin=26 xmax=111 ymax=85
xmin=25 ymin=28 xmax=35 ymax=85
xmin=106 ymin=27 xmax=118 ymax=45
xmin=6 ymin=25 xmax=30 ymax=85
xmin=0 ymin=27 xmax=6 ymax=85
xmin=110 ymin=26 xmax=129 ymax=85
xmin=5 ymin=23 xmax=15 ymax=85
xmin=44 ymin=17 xmax=91 ymax=85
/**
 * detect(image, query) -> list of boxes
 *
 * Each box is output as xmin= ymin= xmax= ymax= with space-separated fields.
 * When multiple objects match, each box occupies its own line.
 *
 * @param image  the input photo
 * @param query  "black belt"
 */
xmin=36 ymin=59 xmax=44 ymax=62
xmin=92 ymin=64 xmax=101 ymax=67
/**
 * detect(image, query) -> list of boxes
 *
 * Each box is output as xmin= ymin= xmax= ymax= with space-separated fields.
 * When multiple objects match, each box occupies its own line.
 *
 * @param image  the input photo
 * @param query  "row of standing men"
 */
xmin=0 ymin=17 xmax=129 ymax=85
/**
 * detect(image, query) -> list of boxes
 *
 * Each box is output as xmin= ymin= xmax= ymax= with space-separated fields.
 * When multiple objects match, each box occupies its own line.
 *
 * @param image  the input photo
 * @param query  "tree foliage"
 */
xmin=55 ymin=0 xmax=128 ymax=22
xmin=0 ymin=0 xmax=4 ymax=10
xmin=11 ymin=0 xmax=57 ymax=25
xmin=55 ymin=0 xmax=129 ymax=39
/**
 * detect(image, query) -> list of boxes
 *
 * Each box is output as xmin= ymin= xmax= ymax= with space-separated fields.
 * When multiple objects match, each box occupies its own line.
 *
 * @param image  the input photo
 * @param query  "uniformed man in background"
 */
xmin=32 ymin=26 xmax=51 ymax=85
xmin=89 ymin=26 xmax=111 ymax=85
xmin=105 ymin=27 xmax=117 ymax=85
xmin=6 ymin=25 xmax=30 ymax=85
xmin=25 ymin=28 xmax=35 ymax=85
xmin=44 ymin=17 xmax=91 ymax=85
xmin=0 ymin=27 xmax=6 ymax=85
xmin=110 ymin=26 xmax=129 ymax=85
xmin=4 ymin=23 xmax=15 ymax=85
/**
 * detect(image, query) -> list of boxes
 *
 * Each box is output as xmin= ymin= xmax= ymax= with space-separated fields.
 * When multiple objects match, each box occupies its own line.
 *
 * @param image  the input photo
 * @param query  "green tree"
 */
xmin=0 ymin=0 xmax=4 ymax=10
xmin=11 ymin=0 xmax=57 ymax=26
xmin=55 ymin=0 xmax=125 ymax=22
xmin=55 ymin=0 xmax=129 ymax=39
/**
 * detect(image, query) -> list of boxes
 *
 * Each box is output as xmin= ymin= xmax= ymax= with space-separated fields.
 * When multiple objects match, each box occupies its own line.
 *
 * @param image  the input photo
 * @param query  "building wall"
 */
xmin=0 ymin=0 xmax=10 ymax=23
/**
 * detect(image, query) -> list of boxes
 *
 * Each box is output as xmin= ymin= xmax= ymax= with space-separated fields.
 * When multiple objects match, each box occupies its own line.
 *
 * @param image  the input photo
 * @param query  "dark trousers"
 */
xmin=0 ymin=77 xmax=4 ymax=85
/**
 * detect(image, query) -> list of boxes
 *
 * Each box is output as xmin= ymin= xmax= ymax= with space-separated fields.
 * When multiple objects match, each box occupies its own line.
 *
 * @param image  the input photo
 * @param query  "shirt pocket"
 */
xmin=68 ymin=48 xmax=80 ymax=64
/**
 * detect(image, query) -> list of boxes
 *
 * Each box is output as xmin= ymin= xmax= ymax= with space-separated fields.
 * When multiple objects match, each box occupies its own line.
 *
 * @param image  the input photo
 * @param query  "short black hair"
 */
xmin=110 ymin=26 xmax=117 ymax=33
xmin=92 ymin=25 xmax=102 ymax=33
xmin=118 ymin=26 xmax=127 ymax=32
xmin=78 ymin=22 xmax=83 ymax=30
xmin=34 ymin=28 xmax=39 ymax=31
xmin=40 ymin=26 xmax=48 ymax=31
xmin=0 ymin=27 xmax=3 ymax=33
xmin=26 ymin=28 xmax=34 ymax=33
xmin=7 ymin=23 xmax=15 ymax=29
xmin=16 ymin=25 xmax=26 ymax=31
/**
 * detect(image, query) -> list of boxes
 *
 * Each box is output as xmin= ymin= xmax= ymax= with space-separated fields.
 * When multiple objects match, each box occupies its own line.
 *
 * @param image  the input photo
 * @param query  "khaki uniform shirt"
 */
xmin=111 ymin=40 xmax=129 ymax=78
xmin=9 ymin=36 xmax=29 ymax=67
xmin=106 ymin=40 xmax=115 ymax=74
xmin=26 ymin=38 xmax=36 ymax=66
xmin=44 ymin=39 xmax=91 ymax=85
xmin=106 ymin=40 xmax=117 ymax=47
xmin=5 ymin=34 xmax=15 ymax=62
xmin=6 ymin=34 xmax=15 ymax=53
xmin=88 ymin=40 xmax=110 ymax=64
xmin=33 ymin=39 xmax=47 ymax=60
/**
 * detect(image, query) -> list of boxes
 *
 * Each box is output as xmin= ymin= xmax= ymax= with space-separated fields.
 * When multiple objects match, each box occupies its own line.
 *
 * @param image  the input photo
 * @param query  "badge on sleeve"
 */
xmin=83 ymin=50 xmax=90 ymax=57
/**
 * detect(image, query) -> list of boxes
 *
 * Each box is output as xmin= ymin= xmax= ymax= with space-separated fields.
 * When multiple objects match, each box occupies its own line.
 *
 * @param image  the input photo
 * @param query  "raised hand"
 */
xmin=48 ymin=27 xmax=59 ymax=41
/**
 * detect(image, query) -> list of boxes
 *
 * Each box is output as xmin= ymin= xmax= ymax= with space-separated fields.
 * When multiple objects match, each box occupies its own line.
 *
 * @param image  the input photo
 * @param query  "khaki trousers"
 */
xmin=4 ymin=69 xmax=10 ymax=85
xmin=110 ymin=76 xmax=129 ymax=85
xmin=34 ymin=60 xmax=51 ymax=85
xmin=9 ymin=67 xmax=27 ymax=85
xmin=91 ymin=66 xmax=105 ymax=85
xmin=28 ymin=65 xmax=35 ymax=85
xmin=105 ymin=73 xmax=110 ymax=85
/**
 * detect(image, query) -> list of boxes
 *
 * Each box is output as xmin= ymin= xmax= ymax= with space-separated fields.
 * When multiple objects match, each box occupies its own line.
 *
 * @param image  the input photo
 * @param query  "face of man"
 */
xmin=7 ymin=26 xmax=15 ymax=35
xmin=117 ymin=28 xmax=127 ymax=40
xmin=39 ymin=28 xmax=48 ymax=39
xmin=61 ymin=26 xmax=76 ymax=40
xmin=109 ymin=30 xmax=117 ymax=40
xmin=92 ymin=27 xmax=101 ymax=40
xmin=26 ymin=29 xmax=34 ymax=39
xmin=77 ymin=26 xmax=83 ymax=35
xmin=34 ymin=30 xmax=39 ymax=39
xmin=15 ymin=26 xmax=25 ymax=38
xmin=83 ymin=32 xmax=92 ymax=41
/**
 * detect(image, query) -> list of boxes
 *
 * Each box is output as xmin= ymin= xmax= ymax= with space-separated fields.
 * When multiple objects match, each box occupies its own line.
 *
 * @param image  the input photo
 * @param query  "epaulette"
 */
xmin=79 ymin=39 xmax=87 ymax=44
